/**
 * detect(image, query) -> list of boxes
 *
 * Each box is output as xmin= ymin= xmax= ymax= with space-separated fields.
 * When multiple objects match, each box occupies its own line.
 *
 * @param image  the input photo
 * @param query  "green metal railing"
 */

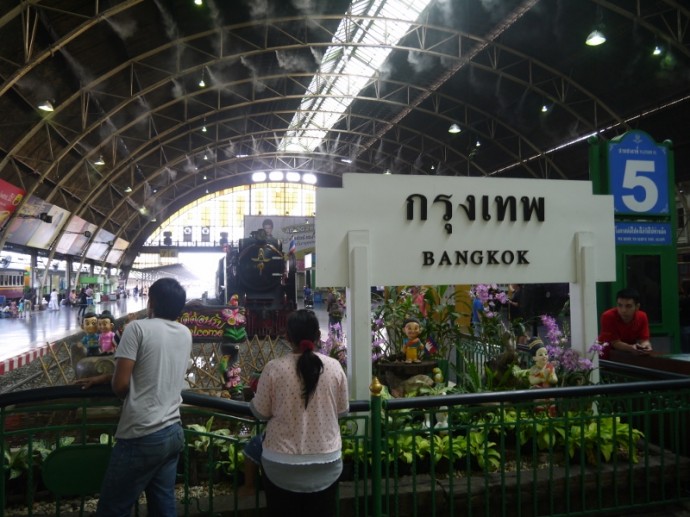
xmin=2 ymin=363 xmax=690 ymax=516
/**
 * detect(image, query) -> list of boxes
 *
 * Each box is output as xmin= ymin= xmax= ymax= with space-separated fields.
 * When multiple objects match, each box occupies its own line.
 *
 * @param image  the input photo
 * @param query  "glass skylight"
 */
xmin=279 ymin=0 xmax=432 ymax=153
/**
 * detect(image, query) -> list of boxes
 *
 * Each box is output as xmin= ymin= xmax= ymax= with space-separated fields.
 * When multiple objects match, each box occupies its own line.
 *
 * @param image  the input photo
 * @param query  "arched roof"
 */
xmin=1 ymin=0 xmax=689 ymax=269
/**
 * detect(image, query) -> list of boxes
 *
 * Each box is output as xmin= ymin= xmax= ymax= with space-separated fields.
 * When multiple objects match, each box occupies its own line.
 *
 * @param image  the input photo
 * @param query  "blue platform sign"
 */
xmin=608 ymin=131 xmax=669 ymax=215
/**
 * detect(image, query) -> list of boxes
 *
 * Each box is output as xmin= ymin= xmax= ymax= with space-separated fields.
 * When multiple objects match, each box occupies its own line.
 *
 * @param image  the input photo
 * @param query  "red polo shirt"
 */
xmin=597 ymin=307 xmax=650 ymax=359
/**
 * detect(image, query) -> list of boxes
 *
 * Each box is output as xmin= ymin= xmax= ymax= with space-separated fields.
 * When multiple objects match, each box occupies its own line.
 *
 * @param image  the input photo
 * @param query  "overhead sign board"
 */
xmin=316 ymin=174 xmax=616 ymax=287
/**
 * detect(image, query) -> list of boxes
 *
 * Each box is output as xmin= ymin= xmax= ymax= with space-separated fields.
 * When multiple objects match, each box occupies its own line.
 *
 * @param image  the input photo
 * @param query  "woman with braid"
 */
xmin=250 ymin=309 xmax=349 ymax=517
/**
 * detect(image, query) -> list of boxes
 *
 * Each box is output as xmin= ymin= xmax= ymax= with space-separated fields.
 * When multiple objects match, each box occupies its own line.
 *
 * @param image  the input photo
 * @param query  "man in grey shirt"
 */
xmin=77 ymin=277 xmax=192 ymax=516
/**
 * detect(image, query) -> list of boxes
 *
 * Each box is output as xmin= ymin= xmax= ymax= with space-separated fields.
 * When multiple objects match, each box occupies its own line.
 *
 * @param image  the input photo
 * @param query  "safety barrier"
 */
xmin=1 ymin=361 xmax=689 ymax=516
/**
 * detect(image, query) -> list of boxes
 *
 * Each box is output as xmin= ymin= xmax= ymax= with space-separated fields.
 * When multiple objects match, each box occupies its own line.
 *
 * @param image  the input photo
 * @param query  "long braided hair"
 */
xmin=287 ymin=309 xmax=323 ymax=409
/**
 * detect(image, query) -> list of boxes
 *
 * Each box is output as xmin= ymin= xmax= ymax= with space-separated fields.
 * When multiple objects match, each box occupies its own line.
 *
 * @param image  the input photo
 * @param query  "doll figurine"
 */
xmin=81 ymin=311 xmax=100 ymax=356
xmin=98 ymin=311 xmax=116 ymax=355
xmin=402 ymin=317 xmax=423 ymax=363
xmin=528 ymin=338 xmax=558 ymax=388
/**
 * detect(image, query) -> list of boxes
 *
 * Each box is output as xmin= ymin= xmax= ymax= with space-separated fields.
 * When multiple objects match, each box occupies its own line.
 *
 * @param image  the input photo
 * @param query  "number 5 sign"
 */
xmin=608 ymin=131 xmax=669 ymax=215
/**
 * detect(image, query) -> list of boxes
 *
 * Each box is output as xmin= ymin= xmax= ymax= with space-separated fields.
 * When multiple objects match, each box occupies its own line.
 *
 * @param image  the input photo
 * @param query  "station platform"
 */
xmin=0 ymin=296 xmax=148 ymax=374
xmin=0 ymin=296 xmax=330 ymax=375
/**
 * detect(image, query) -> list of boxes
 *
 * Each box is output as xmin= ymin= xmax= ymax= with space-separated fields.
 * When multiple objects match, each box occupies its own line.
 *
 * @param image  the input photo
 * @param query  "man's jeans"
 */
xmin=96 ymin=423 xmax=184 ymax=517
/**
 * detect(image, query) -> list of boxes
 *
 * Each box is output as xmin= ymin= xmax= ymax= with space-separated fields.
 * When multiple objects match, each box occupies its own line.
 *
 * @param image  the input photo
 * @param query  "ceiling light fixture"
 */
xmin=448 ymin=123 xmax=462 ymax=134
xmin=252 ymin=172 xmax=267 ymax=182
xmin=653 ymin=45 xmax=663 ymax=56
xmin=94 ymin=155 xmax=105 ymax=165
xmin=194 ymin=0 xmax=203 ymax=5
xmin=198 ymin=68 xmax=206 ymax=88
xmin=124 ymin=186 xmax=132 ymax=193
xmin=38 ymin=99 xmax=55 ymax=112
xmin=302 ymin=173 xmax=317 ymax=185
xmin=541 ymin=104 xmax=549 ymax=113
xmin=201 ymin=125 xmax=207 ymax=133
xmin=269 ymin=170 xmax=284 ymax=181
xmin=585 ymin=29 xmax=606 ymax=46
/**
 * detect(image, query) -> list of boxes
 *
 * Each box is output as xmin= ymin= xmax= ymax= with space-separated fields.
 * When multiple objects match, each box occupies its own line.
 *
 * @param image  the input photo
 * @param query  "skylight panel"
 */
xmin=279 ymin=0 xmax=432 ymax=153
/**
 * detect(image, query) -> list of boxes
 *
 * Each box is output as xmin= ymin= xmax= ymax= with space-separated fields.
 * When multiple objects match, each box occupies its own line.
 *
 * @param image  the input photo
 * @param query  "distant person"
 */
xmin=471 ymin=291 xmax=484 ymax=337
xmin=133 ymin=285 xmax=139 ymax=297
xmin=250 ymin=309 xmax=349 ymax=517
xmin=48 ymin=289 xmax=60 ymax=311
xmin=76 ymin=278 xmax=192 ymax=516
xmin=507 ymin=284 xmax=522 ymax=321
xmin=77 ymin=288 xmax=88 ymax=319
xmin=85 ymin=285 xmax=94 ymax=306
xmin=598 ymin=287 xmax=652 ymax=359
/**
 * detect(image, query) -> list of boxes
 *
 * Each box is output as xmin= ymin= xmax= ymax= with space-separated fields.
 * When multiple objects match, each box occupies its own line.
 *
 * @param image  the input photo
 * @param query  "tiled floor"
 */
xmin=0 ymin=296 xmax=332 ymax=373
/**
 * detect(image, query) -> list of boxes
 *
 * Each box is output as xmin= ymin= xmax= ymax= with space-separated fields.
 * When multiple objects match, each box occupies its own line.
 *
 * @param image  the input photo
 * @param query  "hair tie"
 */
xmin=299 ymin=340 xmax=315 ymax=353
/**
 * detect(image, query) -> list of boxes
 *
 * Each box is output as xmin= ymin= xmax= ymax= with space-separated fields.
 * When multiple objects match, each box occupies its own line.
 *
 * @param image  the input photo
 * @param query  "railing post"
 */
xmin=370 ymin=377 xmax=383 ymax=517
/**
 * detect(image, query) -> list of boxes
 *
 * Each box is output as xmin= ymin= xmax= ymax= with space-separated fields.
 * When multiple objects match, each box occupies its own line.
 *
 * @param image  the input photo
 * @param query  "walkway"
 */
xmin=0 ymin=296 xmax=332 ymax=375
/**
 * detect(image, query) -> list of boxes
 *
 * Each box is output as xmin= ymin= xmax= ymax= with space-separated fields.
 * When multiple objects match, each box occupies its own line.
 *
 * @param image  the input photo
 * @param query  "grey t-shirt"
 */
xmin=114 ymin=318 xmax=192 ymax=439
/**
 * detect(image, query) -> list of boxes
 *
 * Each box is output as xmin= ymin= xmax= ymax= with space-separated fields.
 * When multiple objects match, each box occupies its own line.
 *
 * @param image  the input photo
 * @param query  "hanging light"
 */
xmin=194 ymin=0 xmax=203 ymax=5
xmin=94 ymin=155 xmax=105 ymax=166
xmin=541 ymin=104 xmax=549 ymax=113
xmin=653 ymin=45 xmax=663 ymax=56
xmin=38 ymin=99 xmax=54 ymax=112
xmin=585 ymin=29 xmax=606 ymax=46
xmin=201 ymin=125 xmax=207 ymax=133
xmin=124 ymin=186 xmax=132 ymax=193
xmin=448 ymin=123 xmax=462 ymax=134
xmin=198 ymin=68 xmax=206 ymax=88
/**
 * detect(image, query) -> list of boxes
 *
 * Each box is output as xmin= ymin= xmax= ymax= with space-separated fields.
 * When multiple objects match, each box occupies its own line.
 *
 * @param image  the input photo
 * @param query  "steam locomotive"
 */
xmin=216 ymin=228 xmax=295 ymax=337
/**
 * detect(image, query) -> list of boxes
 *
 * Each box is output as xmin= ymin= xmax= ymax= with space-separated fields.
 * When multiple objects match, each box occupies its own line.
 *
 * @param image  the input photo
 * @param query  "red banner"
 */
xmin=0 ymin=178 xmax=25 ymax=231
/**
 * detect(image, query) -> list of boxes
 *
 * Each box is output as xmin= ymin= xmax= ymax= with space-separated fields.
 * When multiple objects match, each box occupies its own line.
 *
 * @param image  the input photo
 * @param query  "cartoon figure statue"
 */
xmin=402 ymin=317 xmax=423 ymax=363
xmin=528 ymin=338 xmax=558 ymax=388
xmin=81 ymin=311 xmax=100 ymax=357
xmin=98 ymin=311 xmax=116 ymax=355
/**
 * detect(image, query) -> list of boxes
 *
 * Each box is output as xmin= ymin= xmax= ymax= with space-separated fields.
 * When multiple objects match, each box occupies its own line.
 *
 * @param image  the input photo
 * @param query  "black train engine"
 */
xmin=222 ymin=228 xmax=295 ymax=337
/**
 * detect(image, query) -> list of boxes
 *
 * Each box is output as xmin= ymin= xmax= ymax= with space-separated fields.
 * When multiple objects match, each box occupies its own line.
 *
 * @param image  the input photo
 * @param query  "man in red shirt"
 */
xmin=598 ymin=287 xmax=652 ymax=359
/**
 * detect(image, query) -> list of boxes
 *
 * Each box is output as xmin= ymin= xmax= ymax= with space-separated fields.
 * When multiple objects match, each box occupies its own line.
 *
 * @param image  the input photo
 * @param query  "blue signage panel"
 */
xmin=608 ymin=131 xmax=669 ymax=215
xmin=615 ymin=222 xmax=671 ymax=245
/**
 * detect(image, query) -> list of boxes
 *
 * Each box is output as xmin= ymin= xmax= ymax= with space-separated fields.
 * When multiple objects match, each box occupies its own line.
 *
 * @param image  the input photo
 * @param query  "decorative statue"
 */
xmin=528 ymin=338 xmax=558 ymax=388
xmin=402 ymin=317 xmax=423 ymax=363
xmin=81 ymin=311 xmax=101 ymax=357
xmin=221 ymin=294 xmax=247 ymax=342
xmin=98 ymin=311 xmax=116 ymax=355
xmin=71 ymin=310 xmax=116 ymax=379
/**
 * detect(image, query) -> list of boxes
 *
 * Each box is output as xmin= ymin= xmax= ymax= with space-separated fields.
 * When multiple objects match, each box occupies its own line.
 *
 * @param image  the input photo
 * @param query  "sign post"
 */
xmin=316 ymin=174 xmax=616 ymax=399
xmin=590 ymin=131 xmax=678 ymax=352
